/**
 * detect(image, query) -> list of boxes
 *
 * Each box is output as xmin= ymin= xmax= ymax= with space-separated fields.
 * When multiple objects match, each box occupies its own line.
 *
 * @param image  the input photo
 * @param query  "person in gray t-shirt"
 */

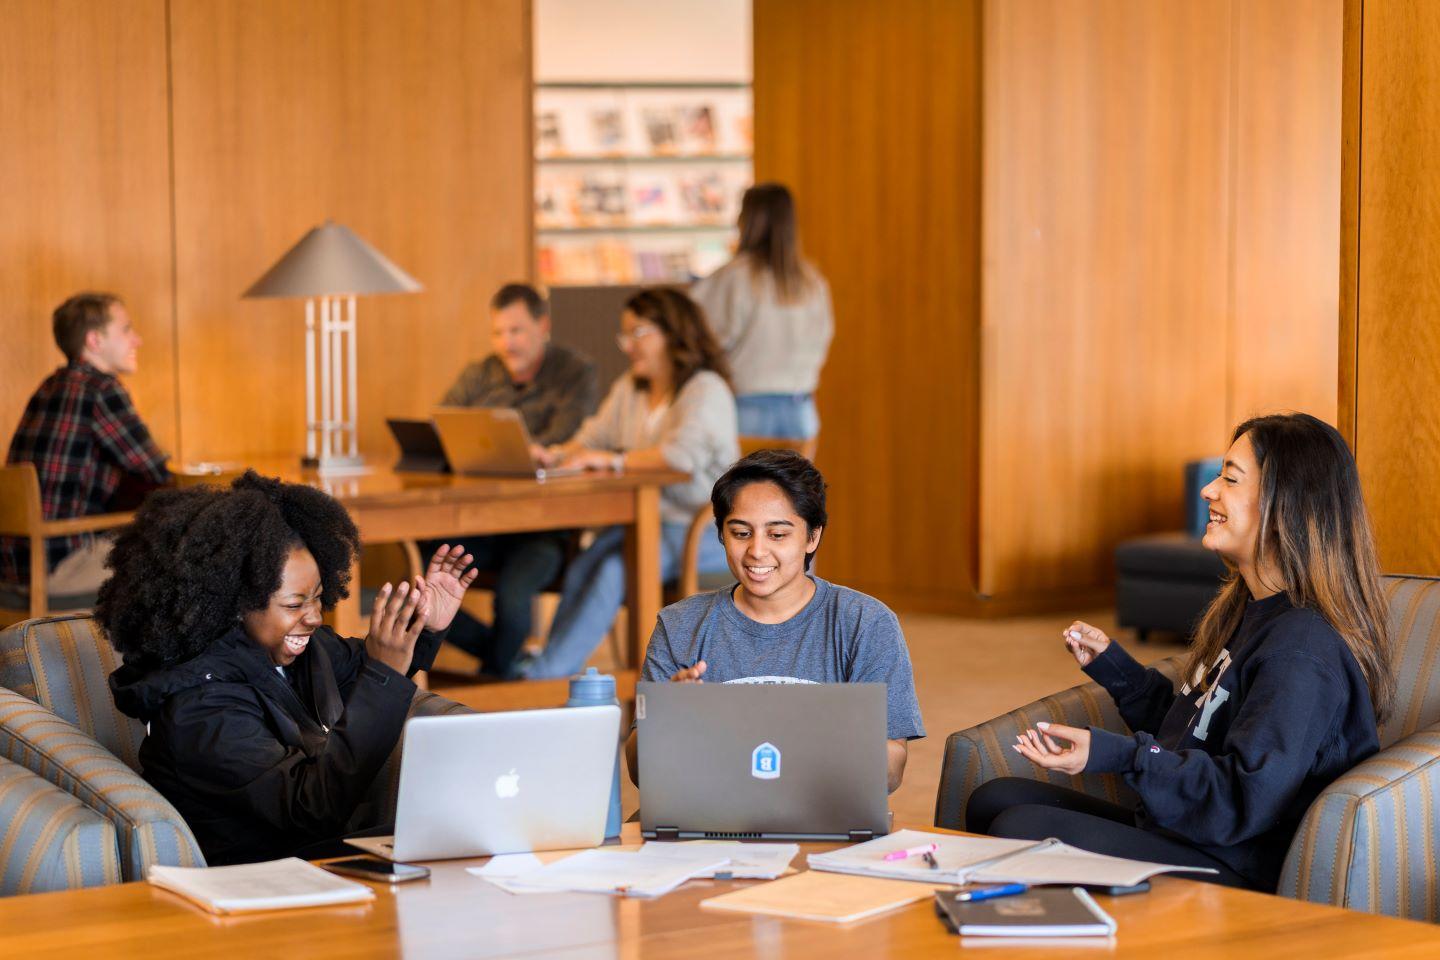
xmin=626 ymin=449 xmax=924 ymax=793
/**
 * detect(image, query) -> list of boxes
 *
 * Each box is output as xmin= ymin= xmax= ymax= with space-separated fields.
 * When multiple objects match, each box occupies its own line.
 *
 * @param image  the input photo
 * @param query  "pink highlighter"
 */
xmin=883 ymin=842 xmax=939 ymax=862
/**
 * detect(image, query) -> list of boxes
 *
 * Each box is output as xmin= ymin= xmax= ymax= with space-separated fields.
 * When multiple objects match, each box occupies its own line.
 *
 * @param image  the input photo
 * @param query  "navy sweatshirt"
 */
xmin=1083 ymin=592 xmax=1380 ymax=891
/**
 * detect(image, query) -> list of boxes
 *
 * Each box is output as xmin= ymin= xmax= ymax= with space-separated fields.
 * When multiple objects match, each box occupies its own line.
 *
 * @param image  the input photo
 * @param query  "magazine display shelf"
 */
xmin=534 ymin=81 xmax=753 ymax=286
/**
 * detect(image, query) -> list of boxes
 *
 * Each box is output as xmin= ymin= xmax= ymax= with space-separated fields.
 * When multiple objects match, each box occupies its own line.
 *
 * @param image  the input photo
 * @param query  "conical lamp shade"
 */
xmin=242 ymin=221 xmax=422 ymax=298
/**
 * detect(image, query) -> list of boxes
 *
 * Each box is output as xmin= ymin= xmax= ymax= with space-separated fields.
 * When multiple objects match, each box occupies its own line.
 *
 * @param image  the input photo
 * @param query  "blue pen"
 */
xmin=954 ymin=882 xmax=1028 ymax=902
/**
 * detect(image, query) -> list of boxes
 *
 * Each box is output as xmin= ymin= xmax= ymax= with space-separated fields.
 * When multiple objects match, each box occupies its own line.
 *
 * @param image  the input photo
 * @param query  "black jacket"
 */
xmin=1084 ymin=592 xmax=1380 ymax=890
xmin=110 ymin=624 xmax=445 ymax=865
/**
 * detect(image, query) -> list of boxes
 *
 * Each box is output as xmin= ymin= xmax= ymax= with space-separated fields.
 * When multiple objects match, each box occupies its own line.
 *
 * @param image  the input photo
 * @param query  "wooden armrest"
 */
xmin=38 ymin=512 xmax=135 ymax=536
xmin=677 ymin=505 xmax=713 ymax=599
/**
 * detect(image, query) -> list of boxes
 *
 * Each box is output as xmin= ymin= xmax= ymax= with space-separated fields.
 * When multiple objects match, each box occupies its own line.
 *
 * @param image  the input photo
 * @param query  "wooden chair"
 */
xmin=672 ymin=435 xmax=819 ymax=600
xmin=0 ymin=464 xmax=134 ymax=627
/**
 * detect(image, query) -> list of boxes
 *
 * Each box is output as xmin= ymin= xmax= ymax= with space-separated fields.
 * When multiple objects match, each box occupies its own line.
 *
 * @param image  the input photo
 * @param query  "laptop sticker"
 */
xmin=751 ymin=742 xmax=781 ymax=780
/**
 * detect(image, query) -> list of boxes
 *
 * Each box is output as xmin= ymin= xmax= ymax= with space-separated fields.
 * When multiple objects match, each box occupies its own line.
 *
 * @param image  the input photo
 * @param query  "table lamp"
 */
xmin=242 ymin=221 xmax=422 ymax=472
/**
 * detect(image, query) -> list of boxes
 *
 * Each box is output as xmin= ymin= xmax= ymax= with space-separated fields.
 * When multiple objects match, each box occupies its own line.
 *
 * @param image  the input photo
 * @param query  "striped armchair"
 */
xmin=0 ymin=614 xmax=473 ymax=893
xmin=935 ymin=575 xmax=1440 ymax=921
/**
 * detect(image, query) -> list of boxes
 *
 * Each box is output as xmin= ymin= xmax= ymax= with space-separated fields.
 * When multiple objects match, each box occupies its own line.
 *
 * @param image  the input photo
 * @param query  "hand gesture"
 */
xmin=421 ymin=544 xmax=479 ymax=631
xmin=1013 ymin=721 xmax=1090 ymax=776
xmin=669 ymin=660 xmax=707 ymax=683
xmin=365 ymin=578 xmax=430 ymax=676
xmin=1062 ymin=620 xmax=1111 ymax=668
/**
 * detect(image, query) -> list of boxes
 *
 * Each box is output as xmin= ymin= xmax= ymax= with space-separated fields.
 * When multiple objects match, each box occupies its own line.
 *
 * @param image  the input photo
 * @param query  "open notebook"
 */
xmin=807 ymin=829 xmax=1216 ymax=887
xmin=147 ymin=859 xmax=375 ymax=915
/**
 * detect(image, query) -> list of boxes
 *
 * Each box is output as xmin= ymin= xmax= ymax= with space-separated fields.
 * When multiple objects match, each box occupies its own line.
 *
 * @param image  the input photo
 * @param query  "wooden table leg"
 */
xmin=623 ymin=485 xmax=662 ymax=669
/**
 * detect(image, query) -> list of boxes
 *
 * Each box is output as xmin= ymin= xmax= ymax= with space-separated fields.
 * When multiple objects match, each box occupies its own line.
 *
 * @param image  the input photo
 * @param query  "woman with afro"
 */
xmin=100 ymin=471 xmax=478 ymax=865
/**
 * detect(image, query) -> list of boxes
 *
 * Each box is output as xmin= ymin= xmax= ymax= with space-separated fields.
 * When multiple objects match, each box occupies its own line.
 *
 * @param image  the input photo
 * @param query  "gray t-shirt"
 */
xmin=642 ymin=577 xmax=925 ymax=741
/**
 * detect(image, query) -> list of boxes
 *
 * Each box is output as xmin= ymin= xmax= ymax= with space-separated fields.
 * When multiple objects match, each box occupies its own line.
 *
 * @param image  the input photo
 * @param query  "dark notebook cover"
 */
xmin=935 ymin=887 xmax=1117 ymax=937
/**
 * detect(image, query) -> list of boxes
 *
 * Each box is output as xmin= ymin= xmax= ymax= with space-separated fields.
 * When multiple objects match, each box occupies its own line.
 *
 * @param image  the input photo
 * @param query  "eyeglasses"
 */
xmin=615 ymin=324 xmax=660 ymax=350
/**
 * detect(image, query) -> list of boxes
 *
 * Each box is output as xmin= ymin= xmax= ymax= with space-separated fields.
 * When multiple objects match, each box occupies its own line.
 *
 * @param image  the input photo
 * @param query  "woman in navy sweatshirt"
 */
xmin=967 ymin=413 xmax=1395 ymax=891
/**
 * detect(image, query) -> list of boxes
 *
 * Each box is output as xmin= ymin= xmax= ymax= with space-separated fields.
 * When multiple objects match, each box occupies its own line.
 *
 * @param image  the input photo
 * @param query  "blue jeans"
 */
xmin=524 ymin=522 xmax=729 ymax=679
xmin=735 ymin=393 xmax=819 ymax=440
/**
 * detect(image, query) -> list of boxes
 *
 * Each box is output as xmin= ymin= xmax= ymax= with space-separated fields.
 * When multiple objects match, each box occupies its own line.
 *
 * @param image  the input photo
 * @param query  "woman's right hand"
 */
xmin=670 ymin=660 xmax=706 ymax=683
xmin=365 ymin=578 xmax=430 ymax=676
xmin=1062 ymin=620 xmax=1111 ymax=667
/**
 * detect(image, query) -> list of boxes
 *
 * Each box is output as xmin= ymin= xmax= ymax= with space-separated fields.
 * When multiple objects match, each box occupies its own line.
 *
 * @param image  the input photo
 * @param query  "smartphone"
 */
xmin=322 ymin=856 xmax=431 ymax=883
xmin=1078 ymin=880 xmax=1151 ymax=896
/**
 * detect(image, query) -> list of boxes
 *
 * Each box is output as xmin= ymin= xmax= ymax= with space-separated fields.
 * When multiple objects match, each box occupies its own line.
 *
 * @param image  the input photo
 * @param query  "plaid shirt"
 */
xmin=1 ymin=363 xmax=169 ymax=583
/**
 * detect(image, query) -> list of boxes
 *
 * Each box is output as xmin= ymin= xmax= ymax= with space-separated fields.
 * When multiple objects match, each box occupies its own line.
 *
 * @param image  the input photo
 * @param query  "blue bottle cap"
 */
xmin=566 ymin=666 xmax=617 ymax=707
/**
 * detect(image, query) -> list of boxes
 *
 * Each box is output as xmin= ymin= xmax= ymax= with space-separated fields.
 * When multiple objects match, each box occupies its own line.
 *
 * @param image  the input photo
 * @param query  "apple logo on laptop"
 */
xmin=494 ymin=768 xmax=521 ymax=798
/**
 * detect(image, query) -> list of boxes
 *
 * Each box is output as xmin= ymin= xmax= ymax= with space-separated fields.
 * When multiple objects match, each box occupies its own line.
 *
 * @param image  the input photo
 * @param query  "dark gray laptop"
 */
xmin=636 ymin=681 xmax=890 ymax=842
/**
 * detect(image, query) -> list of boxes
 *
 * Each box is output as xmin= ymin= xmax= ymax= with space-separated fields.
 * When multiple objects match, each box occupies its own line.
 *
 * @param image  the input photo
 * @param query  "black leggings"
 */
xmin=965 ymin=778 xmax=1254 ymax=890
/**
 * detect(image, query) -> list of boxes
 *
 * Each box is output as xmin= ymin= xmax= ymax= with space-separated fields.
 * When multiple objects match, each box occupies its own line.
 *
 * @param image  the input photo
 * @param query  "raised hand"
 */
xmin=365 ymin=578 xmax=430 ymax=676
xmin=669 ymin=660 xmax=707 ymax=683
xmin=1013 ymin=721 xmax=1090 ymax=776
xmin=421 ymin=544 xmax=479 ymax=632
xmin=1062 ymin=620 xmax=1111 ymax=668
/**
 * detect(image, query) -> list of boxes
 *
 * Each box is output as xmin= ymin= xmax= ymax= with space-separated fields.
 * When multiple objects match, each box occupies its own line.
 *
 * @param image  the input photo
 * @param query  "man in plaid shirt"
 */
xmin=1 ymin=293 xmax=169 ymax=592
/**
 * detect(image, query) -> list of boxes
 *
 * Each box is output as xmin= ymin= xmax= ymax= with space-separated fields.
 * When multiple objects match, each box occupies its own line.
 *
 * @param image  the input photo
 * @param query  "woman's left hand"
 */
xmin=1013 ymin=721 xmax=1090 ymax=775
xmin=420 ymin=544 xmax=479 ymax=631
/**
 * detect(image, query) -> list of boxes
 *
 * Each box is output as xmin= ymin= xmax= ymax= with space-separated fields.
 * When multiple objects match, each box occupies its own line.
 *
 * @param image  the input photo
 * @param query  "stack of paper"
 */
xmin=638 ymin=841 xmax=800 ymax=879
xmin=147 ymin=859 xmax=375 ymax=915
xmin=807 ymin=829 xmax=1216 ymax=887
xmin=475 ymin=848 xmax=730 ymax=898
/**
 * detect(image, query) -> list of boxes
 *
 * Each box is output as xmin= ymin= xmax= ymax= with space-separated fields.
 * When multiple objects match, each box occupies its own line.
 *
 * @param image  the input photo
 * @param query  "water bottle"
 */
xmin=567 ymin=667 xmax=623 ymax=840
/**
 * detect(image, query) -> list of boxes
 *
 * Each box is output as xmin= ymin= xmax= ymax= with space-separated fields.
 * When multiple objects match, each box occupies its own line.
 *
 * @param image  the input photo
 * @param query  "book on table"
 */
xmin=935 ymin=886 xmax=1118 ymax=938
xmin=146 ymin=858 xmax=375 ymax=915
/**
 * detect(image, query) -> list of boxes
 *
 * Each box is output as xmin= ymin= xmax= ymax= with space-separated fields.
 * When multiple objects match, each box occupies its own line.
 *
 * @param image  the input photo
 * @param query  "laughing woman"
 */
xmin=966 ymin=413 xmax=1394 ymax=891
xmin=99 ymin=471 xmax=477 ymax=865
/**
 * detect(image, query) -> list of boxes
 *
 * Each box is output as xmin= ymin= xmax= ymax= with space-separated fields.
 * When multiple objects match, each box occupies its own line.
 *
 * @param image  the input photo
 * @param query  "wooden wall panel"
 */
xmin=979 ymin=1 xmax=1234 ymax=598
xmin=1228 ymin=0 xmax=1342 ymax=427
xmin=168 ymin=0 xmax=532 ymax=462
xmin=1343 ymin=0 xmax=1440 ymax=575
xmin=0 ymin=0 xmax=177 ymax=453
xmin=753 ymin=0 xmax=982 ymax=610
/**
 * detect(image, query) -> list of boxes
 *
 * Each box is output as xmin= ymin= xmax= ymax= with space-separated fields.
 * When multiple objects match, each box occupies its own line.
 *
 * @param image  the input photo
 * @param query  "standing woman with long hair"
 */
xmin=692 ymin=182 xmax=832 ymax=443
xmin=526 ymin=287 xmax=739 ymax=679
xmin=966 ymin=413 xmax=1394 ymax=892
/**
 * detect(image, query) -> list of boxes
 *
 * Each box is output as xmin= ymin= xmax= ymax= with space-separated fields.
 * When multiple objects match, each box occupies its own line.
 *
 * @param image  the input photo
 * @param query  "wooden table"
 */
xmin=193 ymin=462 xmax=686 ymax=687
xmin=3 ymin=825 xmax=1439 ymax=958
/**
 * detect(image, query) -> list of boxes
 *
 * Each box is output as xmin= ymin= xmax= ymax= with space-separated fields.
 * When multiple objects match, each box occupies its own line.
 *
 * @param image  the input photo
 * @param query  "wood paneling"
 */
xmin=1228 ymin=0 xmax=1343 ymax=426
xmin=753 ymin=0 xmax=982 ymax=609
xmin=1343 ymin=0 xmax=1440 ymax=575
xmin=756 ymin=0 xmax=1342 ymax=611
xmin=0 ymin=0 xmax=177 ymax=452
xmin=167 ymin=0 xmax=532 ymax=462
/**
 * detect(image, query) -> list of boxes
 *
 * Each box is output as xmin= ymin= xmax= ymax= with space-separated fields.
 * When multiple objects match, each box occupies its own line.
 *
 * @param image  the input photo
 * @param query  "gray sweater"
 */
xmin=574 ymin=370 xmax=739 ymax=524
xmin=691 ymin=257 xmax=834 ymax=396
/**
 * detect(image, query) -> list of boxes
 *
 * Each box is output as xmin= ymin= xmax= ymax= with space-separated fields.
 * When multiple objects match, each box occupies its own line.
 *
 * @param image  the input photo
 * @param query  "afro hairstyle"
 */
xmin=95 ymin=470 xmax=360 ymax=668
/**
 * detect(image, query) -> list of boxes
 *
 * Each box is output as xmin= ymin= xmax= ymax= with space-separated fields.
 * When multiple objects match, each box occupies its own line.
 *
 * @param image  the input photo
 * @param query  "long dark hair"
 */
xmin=735 ymin=182 xmax=814 ymax=304
xmin=1186 ymin=414 xmax=1394 ymax=720
xmin=623 ymin=287 xmax=731 ymax=392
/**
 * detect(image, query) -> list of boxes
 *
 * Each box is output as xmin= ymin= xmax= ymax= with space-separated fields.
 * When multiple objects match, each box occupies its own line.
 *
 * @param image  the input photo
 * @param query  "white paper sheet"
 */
xmin=482 ymin=849 xmax=729 ymax=898
xmin=638 ymin=841 xmax=799 ymax=879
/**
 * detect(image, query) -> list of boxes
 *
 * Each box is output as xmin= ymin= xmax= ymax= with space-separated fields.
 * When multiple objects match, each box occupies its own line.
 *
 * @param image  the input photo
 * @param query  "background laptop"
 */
xmin=386 ymin=418 xmax=451 ymax=473
xmin=348 ymin=705 xmax=620 ymax=861
xmin=431 ymin=406 xmax=583 ymax=480
xmin=636 ymin=682 xmax=889 ymax=842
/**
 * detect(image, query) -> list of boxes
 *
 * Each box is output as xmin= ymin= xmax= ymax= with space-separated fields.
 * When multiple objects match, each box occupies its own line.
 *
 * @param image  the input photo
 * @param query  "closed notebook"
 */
xmin=700 ymin=870 xmax=943 ymax=924
xmin=934 ymin=887 xmax=1117 ymax=937
xmin=147 ymin=859 xmax=375 ymax=915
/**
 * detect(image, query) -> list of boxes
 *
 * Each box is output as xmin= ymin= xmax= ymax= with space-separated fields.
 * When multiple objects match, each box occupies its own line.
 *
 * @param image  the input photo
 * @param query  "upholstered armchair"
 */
xmin=0 ymin=614 xmax=471 ymax=895
xmin=935 ymin=575 xmax=1440 ymax=921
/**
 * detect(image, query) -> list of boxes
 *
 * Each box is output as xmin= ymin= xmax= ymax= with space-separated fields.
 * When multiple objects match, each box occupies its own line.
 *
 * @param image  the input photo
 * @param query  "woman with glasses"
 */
xmin=691 ymin=182 xmax=832 ymax=443
xmin=525 ymin=287 xmax=738 ymax=678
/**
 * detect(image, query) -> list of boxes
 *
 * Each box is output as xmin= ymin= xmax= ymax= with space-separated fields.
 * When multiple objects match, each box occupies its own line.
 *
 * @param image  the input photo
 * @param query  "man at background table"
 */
xmin=427 ymin=282 xmax=599 ymax=679
xmin=1 ymin=292 xmax=169 ymax=597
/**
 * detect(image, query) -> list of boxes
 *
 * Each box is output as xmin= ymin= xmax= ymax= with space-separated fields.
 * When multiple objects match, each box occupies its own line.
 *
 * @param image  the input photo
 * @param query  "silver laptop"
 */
xmin=431 ymin=406 xmax=582 ymax=480
xmin=636 ymin=682 xmax=889 ymax=842
xmin=347 ymin=706 xmax=621 ymax=862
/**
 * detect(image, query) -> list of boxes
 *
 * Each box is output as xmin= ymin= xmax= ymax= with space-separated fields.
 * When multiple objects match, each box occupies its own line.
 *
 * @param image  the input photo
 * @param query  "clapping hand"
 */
xmin=421 ymin=544 xmax=479 ymax=632
xmin=1013 ymin=721 xmax=1090 ymax=776
xmin=1062 ymin=620 xmax=1111 ymax=668
xmin=365 ymin=579 xmax=430 ymax=676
